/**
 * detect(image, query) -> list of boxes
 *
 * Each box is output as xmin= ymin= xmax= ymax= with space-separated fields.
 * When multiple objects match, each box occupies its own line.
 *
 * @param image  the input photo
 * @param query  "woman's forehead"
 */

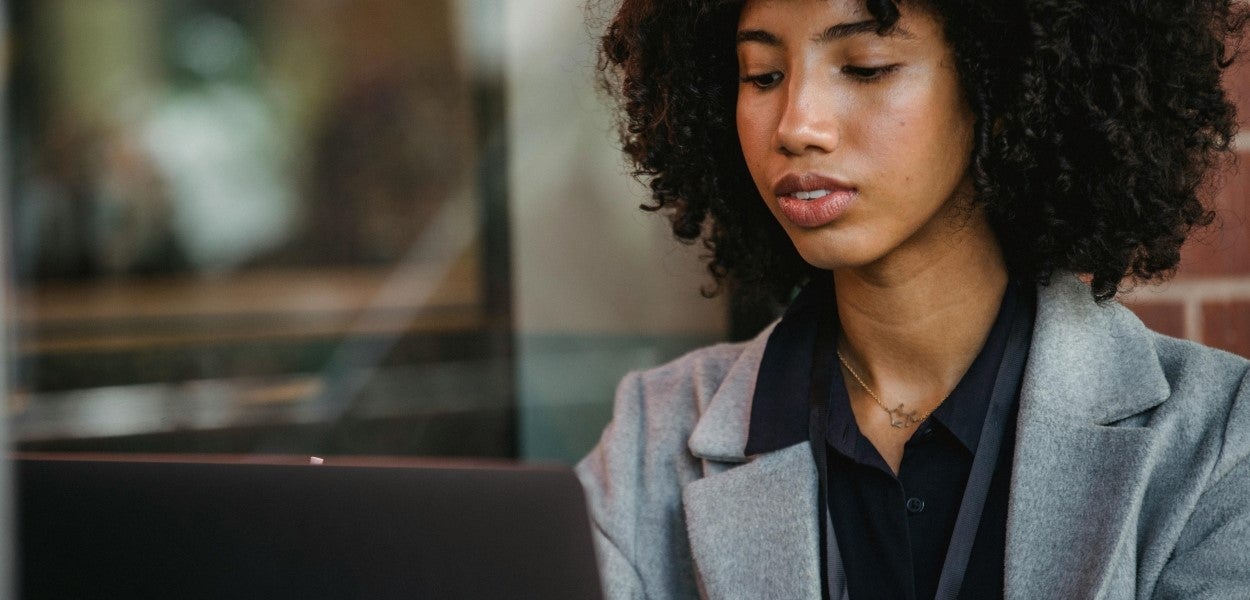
xmin=739 ymin=0 xmax=875 ymax=25
xmin=736 ymin=0 xmax=935 ymax=47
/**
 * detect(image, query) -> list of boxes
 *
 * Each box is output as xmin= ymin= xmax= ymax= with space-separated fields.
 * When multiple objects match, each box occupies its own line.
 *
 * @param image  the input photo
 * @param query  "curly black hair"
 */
xmin=597 ymin=0 xmax=1249 ymax=304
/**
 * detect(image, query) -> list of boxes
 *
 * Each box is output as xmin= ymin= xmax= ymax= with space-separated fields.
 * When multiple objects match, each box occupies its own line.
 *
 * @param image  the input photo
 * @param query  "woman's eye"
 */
xmin=842 ymin=64 xmax=899 ymax=82
xmin=739 ymin=72 xmax=783 ymax=89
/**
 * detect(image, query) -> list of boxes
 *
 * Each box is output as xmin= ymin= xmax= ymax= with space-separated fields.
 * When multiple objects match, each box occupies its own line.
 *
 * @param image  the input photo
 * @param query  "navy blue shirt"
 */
xmin=745 ymin=276 xmax=1034 ymax=600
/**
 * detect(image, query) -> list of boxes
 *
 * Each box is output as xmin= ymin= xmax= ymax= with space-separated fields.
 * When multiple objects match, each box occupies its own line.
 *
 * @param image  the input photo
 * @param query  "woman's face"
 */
xmin=736 ymin=0 xmax=976 ymax=272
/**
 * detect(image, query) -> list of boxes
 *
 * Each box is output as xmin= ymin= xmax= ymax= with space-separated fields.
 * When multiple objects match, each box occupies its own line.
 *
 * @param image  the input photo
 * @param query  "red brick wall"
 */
xmin=1121 ymin=60 xmax=1250 ymax=358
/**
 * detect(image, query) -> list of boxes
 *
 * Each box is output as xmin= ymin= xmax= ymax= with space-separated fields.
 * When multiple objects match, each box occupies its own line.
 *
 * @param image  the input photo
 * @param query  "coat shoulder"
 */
xmin=1148 ymin=331 xmax=1250 ymax=478
xmin=574 ymin=329 xmax=772 ymax=599
xmin=594 ymin=321 xmax=775 ymax=460
xmin=598 ymin=336 xmax=756 ymax=457
xmin=1131 ymin=330 xmax=1250 ymax=595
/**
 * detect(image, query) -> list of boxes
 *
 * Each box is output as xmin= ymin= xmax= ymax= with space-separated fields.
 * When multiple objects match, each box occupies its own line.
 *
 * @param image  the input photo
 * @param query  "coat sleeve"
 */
xmin=576 ymin=370 xmax=650 ymax=600
xmin=1152 ymin=369 xmax=1250 ymax=599
xmin=587 ymin=520 xmax=649 ymax=600
xmin=575 ymin=362 xmax=707 ymax=600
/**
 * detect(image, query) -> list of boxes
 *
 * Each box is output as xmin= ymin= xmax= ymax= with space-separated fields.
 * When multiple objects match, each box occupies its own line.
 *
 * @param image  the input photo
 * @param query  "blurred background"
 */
xmin=2 ymin=0 xmax=1248 ymax=467
xmin=3 ymin=0 xmax=724 ymax=467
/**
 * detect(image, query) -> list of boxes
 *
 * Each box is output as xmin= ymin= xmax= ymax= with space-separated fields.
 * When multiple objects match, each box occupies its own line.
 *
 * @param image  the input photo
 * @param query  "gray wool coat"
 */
xmin=575 ymin=274 xmax=1250 ymax=599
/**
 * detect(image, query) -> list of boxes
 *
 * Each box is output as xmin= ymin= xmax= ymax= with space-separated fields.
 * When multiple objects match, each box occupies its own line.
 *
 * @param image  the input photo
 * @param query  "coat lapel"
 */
xmin=1005 ymin=275 xmax=1170 ymax=599
xmin=682 ymin=323 xmax=823 ymax=599
xmin=683 ymin=443 xmax=824 ymax=599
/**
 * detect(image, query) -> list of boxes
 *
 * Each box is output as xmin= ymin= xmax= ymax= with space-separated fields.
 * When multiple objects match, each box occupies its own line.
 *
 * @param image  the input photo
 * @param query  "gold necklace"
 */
xmin=835 ymin=349 xmax=942 ymax=429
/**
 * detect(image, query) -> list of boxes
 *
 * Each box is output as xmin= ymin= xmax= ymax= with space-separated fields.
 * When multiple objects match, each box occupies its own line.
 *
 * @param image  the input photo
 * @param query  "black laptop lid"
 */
xmin=17 ymin=456 xmax=604 ymax=600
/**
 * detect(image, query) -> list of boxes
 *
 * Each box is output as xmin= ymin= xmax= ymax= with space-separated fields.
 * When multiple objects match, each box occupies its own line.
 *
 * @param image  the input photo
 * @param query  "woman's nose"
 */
xmin=774 ymin=77 xmax=839 ymax=157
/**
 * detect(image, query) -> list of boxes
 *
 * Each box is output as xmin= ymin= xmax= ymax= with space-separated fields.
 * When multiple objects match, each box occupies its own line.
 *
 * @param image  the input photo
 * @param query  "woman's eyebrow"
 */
xmin=736 ymin=29 xmax=782 ymax=46
xmin=736 ymin=19 xmax=913 ymax=47
xmin=819 ymin=19 xmax=914 ymax=41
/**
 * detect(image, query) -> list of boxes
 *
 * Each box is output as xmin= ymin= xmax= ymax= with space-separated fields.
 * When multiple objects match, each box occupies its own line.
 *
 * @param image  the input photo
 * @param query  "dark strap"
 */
xmin=932 ymin=297 xmax=1031 ymax=600
xmin=808 ymin=288 xmax=1030 ymax=600
xmin=824 ymin=510 xmax=850 ymax=600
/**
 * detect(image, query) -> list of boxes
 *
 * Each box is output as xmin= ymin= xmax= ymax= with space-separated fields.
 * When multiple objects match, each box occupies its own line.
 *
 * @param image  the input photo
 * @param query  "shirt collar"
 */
xmin=742 ymin=276 xmax=829 ymax=456
xmin=745 ymin=275 xmax=1033 ymax=457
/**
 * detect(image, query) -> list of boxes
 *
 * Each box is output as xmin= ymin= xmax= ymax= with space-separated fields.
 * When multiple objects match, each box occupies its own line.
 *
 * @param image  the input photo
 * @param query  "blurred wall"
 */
xmin=1123 ymin=60 xmax=1250 ymax=357
xmin=506 ymin=0 xmax=726 ymax=462
xmin=1 ymin=2 xmax=14 ymax=595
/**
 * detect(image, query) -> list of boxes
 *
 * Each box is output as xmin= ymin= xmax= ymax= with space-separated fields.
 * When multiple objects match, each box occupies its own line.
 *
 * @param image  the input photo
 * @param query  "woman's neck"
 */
xmin=831 ymin=212 xmax=1008 ymax=403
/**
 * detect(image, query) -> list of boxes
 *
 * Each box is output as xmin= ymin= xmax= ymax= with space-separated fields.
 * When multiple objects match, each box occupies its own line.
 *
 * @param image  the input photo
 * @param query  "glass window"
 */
xmin=8 ymin=0 xmax=519 ymax=457
xmin=7 ymin=0 xmax=729 ymax=463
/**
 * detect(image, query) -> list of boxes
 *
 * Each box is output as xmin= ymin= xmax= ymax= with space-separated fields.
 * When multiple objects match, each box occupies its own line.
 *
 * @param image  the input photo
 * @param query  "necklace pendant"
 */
xmin=887 ymin=404 xmax=919 ymax=429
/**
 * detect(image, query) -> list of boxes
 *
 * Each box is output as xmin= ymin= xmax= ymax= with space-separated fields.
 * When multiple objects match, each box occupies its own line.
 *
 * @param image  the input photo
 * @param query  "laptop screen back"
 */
xmin=17 ymin=455 xmax=604 ymax=600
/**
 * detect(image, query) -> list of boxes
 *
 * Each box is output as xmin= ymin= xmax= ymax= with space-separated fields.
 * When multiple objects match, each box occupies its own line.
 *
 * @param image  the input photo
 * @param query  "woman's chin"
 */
xmin=789 ymin=238 xmax=882 ymax=272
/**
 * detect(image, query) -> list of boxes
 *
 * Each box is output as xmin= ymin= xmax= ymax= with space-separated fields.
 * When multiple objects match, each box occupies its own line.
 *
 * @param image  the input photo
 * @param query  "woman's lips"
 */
xmin=772 ymin=173 xmax=856 ymax=228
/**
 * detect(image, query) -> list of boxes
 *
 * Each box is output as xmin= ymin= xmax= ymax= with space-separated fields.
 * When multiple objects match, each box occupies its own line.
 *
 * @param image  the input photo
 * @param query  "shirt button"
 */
xmin=906 ymin=497 xmax=926 ymax=514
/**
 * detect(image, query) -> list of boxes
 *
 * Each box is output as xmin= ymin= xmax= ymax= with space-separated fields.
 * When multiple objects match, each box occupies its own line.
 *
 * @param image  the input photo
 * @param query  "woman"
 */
xmin=578 ymin=0 xmax=1250 ymax=598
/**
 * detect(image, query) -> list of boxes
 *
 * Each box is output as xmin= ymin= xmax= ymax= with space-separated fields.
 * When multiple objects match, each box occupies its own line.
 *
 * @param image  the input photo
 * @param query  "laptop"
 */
xmin=17 ymin=454 xmax=604 ymax=600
